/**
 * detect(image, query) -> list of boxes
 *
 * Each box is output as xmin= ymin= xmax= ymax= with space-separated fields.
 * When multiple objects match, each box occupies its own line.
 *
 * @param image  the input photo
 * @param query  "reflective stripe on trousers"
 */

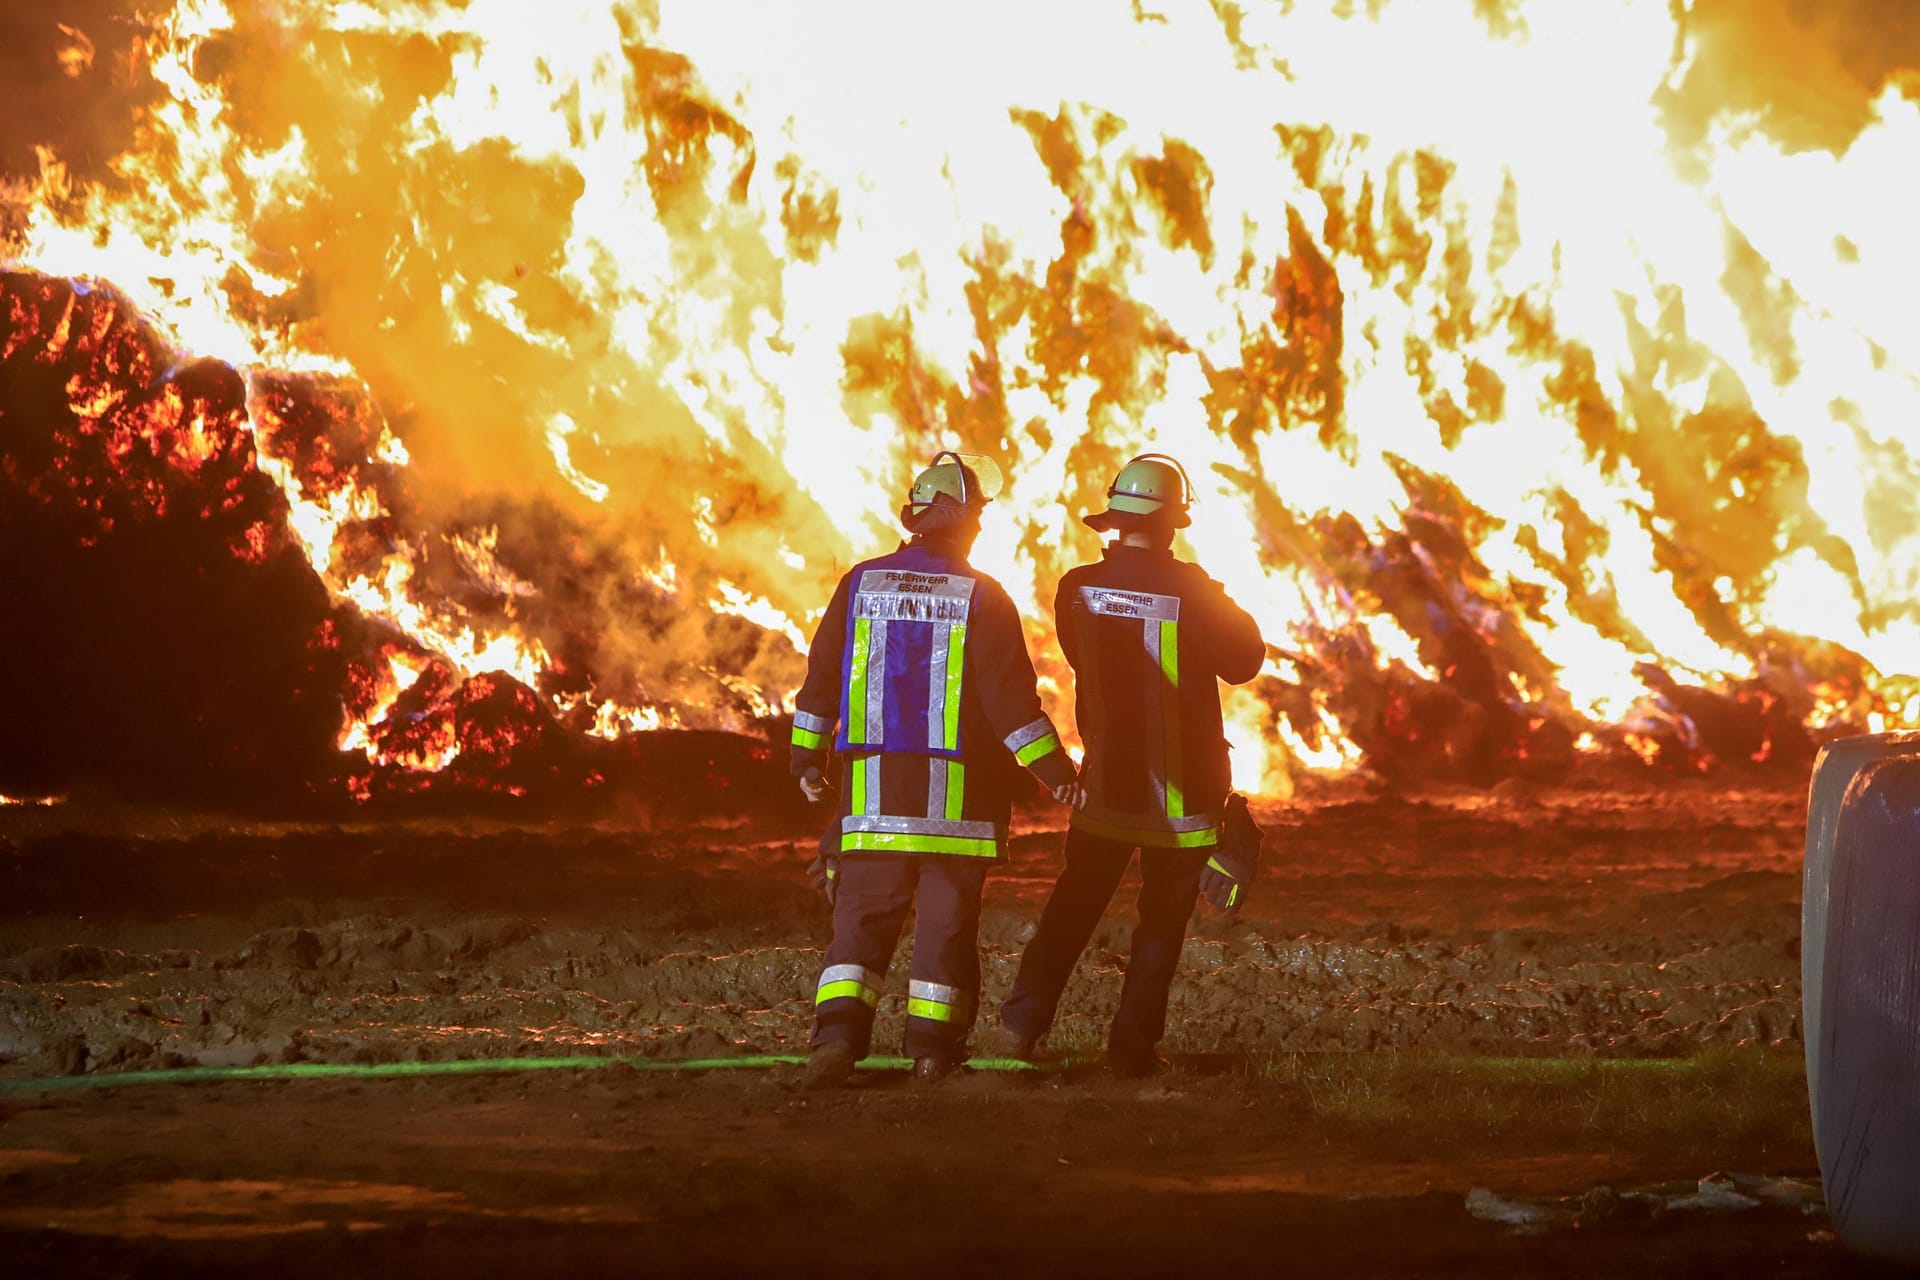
xmin=815 ymin=963 xmax=883 ymax=1008
xmin=810 ymin=854 xmax=987 ymax=1057
xmin=907 ymin=978 xmax=976 ymax=1024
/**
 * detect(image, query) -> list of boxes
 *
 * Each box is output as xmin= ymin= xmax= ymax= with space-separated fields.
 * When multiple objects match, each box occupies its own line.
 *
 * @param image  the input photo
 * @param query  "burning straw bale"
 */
xmin=0 ymin=264 xmax=1888 ymax=810
xmin=0 ymin=272 xmax=807 ymax=817
xmin=0 ymin=271 xmax=347 ymax=806
xmin=3 ymin=0 xmax=1920 ymax=822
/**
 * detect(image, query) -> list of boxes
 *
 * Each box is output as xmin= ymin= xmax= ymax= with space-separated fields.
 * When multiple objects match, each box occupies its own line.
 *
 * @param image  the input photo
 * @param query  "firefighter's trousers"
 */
xmin=811 ymin=852 xmax=988 ymax=1060
xmin=1000 ymin=827 xmax=1208 ymax=1061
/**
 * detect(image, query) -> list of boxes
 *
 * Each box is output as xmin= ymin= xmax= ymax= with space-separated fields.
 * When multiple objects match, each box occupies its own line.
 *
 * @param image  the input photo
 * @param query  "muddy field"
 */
xmin=0 ymin=778 xmax=1894 ymax=1276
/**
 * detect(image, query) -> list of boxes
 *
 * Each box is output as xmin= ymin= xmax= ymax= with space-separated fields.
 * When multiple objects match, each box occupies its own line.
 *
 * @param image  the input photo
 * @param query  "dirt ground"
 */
xmin=0 ymin=778 xmax=1900 ymax=1276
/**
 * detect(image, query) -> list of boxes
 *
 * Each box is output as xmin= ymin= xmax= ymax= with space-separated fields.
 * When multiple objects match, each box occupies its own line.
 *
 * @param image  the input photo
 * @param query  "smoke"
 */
xmin=172 ymin=2 xmax=838 ymax=723
xmin=0 ymin=3 xmax=152 ymax=184
xmin=1665 ymin=0 xmax=1920 ymax=155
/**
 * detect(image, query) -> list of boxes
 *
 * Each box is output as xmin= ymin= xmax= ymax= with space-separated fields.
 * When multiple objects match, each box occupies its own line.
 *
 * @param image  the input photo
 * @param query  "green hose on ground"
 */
xmin=0 ymin=1051 xmax=1742 ymax=1096
xmin=0 ymin=1054 xmax=1037 ymax=1094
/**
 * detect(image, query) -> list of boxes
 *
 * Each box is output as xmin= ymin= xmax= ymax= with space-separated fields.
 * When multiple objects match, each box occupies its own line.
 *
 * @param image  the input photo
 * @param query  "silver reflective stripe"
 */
xmin=862 ymin=755 xmax=882 ymax=817
xmin=1003 ymin=717 xmax=1055 ymax=752
xmin=841 ymin=813 xmax=1001 ymax=841
xmin=909 ymin=979 xmax=972 ymax=1007
xmin=793 ymin=709 xmax=833 ymax=734
xmin=927 ymin=625 xmax=953 ymax=750
xmin=1079 ymin=586 xmax=1180 ymax=622
xmin=1077 ymin=603 xmax=1108 ymax=805
xmin=1143 ymin=621 xmax=1168 ymax=814
xmin=1159 ymin=613 xmax=1185 ymax=820
xmin=927 ymin=758 xmax=948 ymax=820
xmin=864 ymin=618 xmax=889 ymax=745
xmin=1078 ymin=802 xmax=1219 ymax=834
xmin=926 ymin=758 xmax=965 ymax=822
xmin=1071 ymin=808 xmax=1220 ymax=849
xmin=821 ymin=964 xmax=884 ymax=990
xmin=853 ymin=570 xmax=974 ymax=622
xmin=1078 ymin=586 xmax=1182 ymax=815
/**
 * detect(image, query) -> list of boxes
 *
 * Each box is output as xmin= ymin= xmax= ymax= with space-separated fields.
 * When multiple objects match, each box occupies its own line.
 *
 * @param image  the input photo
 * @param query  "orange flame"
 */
xmin=6 ymin=0 xmax=1919 ymax=795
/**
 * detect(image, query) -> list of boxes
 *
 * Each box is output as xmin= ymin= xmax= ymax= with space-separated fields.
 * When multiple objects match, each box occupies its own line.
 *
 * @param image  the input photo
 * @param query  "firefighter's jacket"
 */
xmin=1057 ymin=545 xmax=1264 ymax=848
xmin=790 ymin=538 xmax=1074 ymax=860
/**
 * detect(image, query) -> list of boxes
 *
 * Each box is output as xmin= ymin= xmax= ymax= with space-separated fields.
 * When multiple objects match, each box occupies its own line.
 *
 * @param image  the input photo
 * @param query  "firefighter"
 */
xmin=790 ymin=451 xmax=1078 ymax=1088
xmin=991 ymin=453 xmax=1265 ymax=1076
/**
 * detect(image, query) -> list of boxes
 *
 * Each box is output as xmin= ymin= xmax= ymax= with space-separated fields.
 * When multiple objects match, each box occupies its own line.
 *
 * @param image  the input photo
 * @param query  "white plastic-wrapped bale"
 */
xmin=1803 ymin=731 xmax=1920 ymax=1106
xmin=1812 ymin=753 xmax=1920 ymax=1263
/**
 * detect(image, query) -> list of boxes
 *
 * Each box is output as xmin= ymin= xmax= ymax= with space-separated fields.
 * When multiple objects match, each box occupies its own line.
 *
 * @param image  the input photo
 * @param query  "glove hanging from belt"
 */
xmin=1199 ymin=792 xmax=1263 ymax=914
xmin=805 ymin=822 xmax=841 ymax=908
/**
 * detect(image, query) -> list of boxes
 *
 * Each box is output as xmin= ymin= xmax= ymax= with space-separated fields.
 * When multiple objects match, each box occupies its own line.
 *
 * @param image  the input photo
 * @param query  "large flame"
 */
xmin=5 ymin=0 xmax=1917 ymax=797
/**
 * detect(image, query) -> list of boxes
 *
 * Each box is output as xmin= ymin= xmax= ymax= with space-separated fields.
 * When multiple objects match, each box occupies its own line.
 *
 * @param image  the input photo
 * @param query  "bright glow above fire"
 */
xmin=5 ymin=0 xmax=1919 ymax=795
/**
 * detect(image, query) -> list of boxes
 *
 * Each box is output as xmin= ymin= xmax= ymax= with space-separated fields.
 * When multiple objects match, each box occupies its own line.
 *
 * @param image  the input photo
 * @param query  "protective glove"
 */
xmin=805 ymin=825 xmax=841 ymax=907
xmin=1199 ymin=793 xmax=1263 ymax=914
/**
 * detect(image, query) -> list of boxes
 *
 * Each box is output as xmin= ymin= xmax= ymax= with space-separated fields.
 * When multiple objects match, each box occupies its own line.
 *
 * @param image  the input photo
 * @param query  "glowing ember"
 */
xmin=3 ymin=0 xmax=1918 ymax=800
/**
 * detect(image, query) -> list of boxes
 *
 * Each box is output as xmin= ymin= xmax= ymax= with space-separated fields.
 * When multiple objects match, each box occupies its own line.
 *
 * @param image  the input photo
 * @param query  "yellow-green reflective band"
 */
xmin=850 ymin=760 xmax=867 ymax=814
xmin=1207 ymin=856 xmax=1231 ymax=877
xmin=1145 ymin=827 xmax=1218 ymax=848
xmin=943 ymin=623 xmax=967 ymax=750
xmin=945 ymin=761 xmax=965 ymax=821
xmin=791 ymin=726 xmax=825 ymax=749
xmin=1003 ymin=717 xmax=1054 ymax=753
xmin=1071 ymin=811 xmax=1220 ymax=848
xmin=1159 ymin=619 xmax=1183 ymax=819
xmin=816 ymin=981 xmax=879 ymax=1008
xmin=848 ymin=616 xmax=873 ymax=744
xmin=907 ymin=998 xmax=959 ymax=1023
xmin=1228 ymin=884 xmax=1240 ymax=907
xmin=841 ymin=831 xmax=999 ymax=857
xmin=1015 ymin=733 xmax=1061 ymax=766
xmin=908 ymin=980 xmax=973 ymax=1024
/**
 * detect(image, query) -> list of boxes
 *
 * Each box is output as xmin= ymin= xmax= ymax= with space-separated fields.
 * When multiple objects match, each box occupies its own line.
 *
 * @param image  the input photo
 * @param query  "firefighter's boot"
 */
xmin=912 ymin=1052 xmax=962 ymax=1083
xmin=804 ymin=1041 xmax=858 ymax=1091
xmin=983 ymin=1022 xmax=1040 ymax=1063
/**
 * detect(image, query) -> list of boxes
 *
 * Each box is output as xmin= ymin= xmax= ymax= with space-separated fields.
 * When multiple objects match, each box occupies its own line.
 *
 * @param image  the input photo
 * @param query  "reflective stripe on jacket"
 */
xmin=790 ymin=538 xmax=1073 ymax=858
xmin=1058 ymin=545 xmax=1263 ymax=849
xmin=836 ymin=563 xmax=976 ymax=759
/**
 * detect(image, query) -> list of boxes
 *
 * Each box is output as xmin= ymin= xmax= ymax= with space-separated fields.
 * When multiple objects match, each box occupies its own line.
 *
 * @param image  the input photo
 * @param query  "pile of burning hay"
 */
xmin=0 ymin=269 xmax=1883 ymax=811
xmin=0 ymin=272 xmax=801 ymax=816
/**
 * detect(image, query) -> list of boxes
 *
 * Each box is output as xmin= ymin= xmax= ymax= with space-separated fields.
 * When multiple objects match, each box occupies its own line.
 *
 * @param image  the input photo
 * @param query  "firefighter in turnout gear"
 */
xmin=994 ymin=454 xmax=1265 ymax=1076
xmin=790 ymin=452 xmax=1078 ymax=1087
